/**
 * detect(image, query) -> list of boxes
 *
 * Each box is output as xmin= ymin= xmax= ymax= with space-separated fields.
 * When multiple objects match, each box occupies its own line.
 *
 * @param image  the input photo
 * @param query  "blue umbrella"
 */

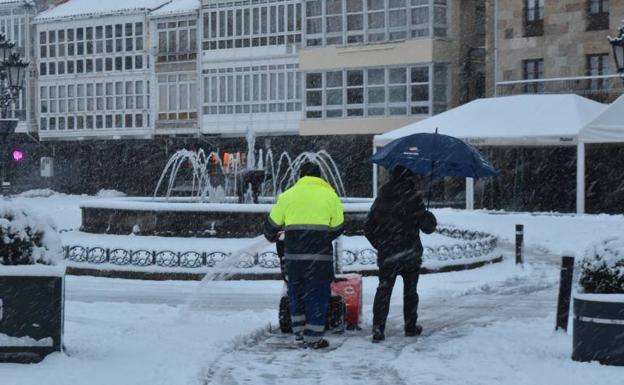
xmin=371 ymin=131 xmax=498 ymax=207
xmin=371 ymin=132 xmax=498 ymax=178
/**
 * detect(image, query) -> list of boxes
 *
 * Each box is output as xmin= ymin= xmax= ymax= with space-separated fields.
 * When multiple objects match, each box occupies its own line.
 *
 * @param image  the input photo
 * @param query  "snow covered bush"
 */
xmin=96 ymin=189 xmax=127 ymax=198
xmin=16 ymin=188 xmax=59 ymax=198
xmin=580 ymin=237 xmax=624 ymax=294
xmin=0 ymin=203 xmax=62 ymax=266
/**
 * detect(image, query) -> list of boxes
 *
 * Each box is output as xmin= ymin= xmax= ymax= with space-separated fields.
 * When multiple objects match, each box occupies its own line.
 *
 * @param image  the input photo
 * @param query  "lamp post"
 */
xmin=609 ymin=24 xmax=624 ymax=81
xmin=0 ymin=33 xmax=29 ymax=193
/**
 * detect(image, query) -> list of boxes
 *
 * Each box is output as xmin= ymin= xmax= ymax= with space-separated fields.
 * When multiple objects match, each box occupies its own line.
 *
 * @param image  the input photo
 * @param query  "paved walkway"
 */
xmin=202 ymin=252 xmax=560 ymax=385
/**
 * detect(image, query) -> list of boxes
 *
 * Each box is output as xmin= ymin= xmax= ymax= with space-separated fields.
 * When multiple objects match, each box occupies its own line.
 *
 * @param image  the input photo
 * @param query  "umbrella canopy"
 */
xmin=371 ymin=132 xmax=498 ymax=178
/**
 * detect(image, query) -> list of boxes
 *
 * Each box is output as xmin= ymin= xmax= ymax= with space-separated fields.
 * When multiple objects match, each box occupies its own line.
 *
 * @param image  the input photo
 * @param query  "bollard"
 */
xmin=515 ymin=224 xmax=524 ymax=265
xmin=556 ymin=255 xmax=575 ymax=332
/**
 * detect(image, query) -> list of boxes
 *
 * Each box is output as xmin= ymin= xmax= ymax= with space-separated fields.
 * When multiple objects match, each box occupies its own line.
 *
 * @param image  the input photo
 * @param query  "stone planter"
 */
xmin=573 ymin=293 xmax=624 ymax=366
xmin=0 ymin=265 xmax=65 ymax=363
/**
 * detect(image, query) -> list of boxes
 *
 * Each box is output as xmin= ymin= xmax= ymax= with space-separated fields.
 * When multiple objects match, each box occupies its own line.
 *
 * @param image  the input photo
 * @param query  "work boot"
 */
xmin=405 ymin=324 xmax=423 ymax=337
xmin=294 ymin=332 xmax=304 ymax=344
xmin=372 ymin=326 xmax=385 ymax=343
xmin=307 ymin=339 xmax=330 ymax=349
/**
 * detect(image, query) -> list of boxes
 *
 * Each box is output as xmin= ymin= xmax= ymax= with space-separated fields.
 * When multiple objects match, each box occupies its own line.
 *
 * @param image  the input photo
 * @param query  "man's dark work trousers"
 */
xmin=372 ymin=263 xmax=420 ymax=333
xmin=287 ymin=260 xmax=331 ymax=342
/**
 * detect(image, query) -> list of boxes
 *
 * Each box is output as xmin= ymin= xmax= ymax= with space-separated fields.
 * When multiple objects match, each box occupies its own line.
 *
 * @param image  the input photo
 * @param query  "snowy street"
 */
xmin=2 ymin=195 xmax=624 ymax=385
xmin=2 ymin=250 xmax=614 ymax=385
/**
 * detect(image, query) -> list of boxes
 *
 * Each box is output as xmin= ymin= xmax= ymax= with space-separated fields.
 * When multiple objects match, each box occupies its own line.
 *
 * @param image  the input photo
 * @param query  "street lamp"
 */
xmin=0 ymin=33 xmax=15 ymax=62
xmin=608 ymin=24 xmax=624 ymax=78
xmin=0 ymin=33 xmax=29 ymax=194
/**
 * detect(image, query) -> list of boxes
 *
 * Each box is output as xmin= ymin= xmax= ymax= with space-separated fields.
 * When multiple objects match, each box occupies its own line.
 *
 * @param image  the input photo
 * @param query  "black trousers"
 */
xmin=372 ymin=263 xmax=420 ymax=333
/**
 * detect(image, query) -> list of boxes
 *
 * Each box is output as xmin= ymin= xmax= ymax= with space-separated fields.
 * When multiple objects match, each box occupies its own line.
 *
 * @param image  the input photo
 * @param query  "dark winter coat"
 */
xmin=364 ymin=179 xmax=437 ymax=268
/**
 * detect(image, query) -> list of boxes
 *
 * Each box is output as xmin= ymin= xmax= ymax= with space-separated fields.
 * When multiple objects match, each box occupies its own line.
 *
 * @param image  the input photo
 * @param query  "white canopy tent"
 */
xmin=372 ymin=94 xmax=614 ymax=213
xmin=580 ymin=94 xmax=624 ymax=143
xmin=574 ymin=94 xmax=624 ymax=213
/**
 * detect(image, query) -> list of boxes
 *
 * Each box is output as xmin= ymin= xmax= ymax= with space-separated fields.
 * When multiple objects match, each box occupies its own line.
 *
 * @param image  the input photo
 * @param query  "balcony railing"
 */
xmin=496 ymin=74 xmax=624 ymax=103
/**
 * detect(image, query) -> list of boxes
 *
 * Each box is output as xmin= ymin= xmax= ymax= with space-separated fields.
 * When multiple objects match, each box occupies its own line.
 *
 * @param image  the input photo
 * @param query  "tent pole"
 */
xmin=576 ymin=142 xmax=585 ymax=215
xmin=372 ymin=146 xmax=378 ymax=199
xmin=466 ymin=177 xmax=474 ymax=210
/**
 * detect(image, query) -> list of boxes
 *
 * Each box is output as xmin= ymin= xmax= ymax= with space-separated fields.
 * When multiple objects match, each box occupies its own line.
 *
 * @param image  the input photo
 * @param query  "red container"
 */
xmin=331 ymin=274 xmax=362 ymax=329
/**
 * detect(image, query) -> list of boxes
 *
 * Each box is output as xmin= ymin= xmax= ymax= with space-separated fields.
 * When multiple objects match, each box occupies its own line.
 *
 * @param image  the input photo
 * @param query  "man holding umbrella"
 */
xmin=367 ymin=131 xmax=498 ymax=342
xmin=365 ymin=166 xmax=437 ymax=342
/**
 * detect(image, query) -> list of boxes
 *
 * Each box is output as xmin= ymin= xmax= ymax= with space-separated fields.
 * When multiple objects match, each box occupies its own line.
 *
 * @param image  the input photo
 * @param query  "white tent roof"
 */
xmin=579 ymin=94 xmax=624 ymax=143
xmin=374 ymin=94 xmax=608 ymax=147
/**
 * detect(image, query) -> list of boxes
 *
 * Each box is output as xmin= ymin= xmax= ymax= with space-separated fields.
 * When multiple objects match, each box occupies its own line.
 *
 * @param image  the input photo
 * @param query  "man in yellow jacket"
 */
xmin=264 ymin=162 xmax=344 ymax=349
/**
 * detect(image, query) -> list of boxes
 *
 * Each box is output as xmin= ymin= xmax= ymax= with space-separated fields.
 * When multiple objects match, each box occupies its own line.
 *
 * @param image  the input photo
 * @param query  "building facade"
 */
xmin=199 ymin=0 xmax=303 ymax=136
xmin=196 ymin=0 xmax=487 ymax=138
xmin=34 ymin=0 xmax=170 ymax=140
xmin=487 ymin=0 xmax=624 ymax=101
xmin=299 ymin=0 xmax=455 ymax=136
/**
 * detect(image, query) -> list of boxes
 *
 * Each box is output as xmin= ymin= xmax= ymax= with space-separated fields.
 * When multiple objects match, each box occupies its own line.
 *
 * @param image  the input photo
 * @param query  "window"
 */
xmin=587 ymin=0 xmax=609 ymax=30
xmin=524 ymin=0 xmax=544 ymax=36
xmin=347 ymin=0 xmax=364 ymax=43
xmin=306 ymin=72 xmax=322 ymax=118
xmin=304 ymin=64 xmax=436 ymax=119
xmin=39 ymin=78 xmax=149 ymax=131
xmin=388 ymin=68 xmax=407 ymax=115
xmin=326 ymin=71 xmax=343 ymax=117
xmin=303 ymin=0 xmax=447 ymax=47
xmin=432 ymin=63 xmax=448 ymax=113
xmin=589 ymin=0 xmax=609 ymax=14
xmin=158 ymin=73 xmax=198 ymax=121
xmin=587 ymin=53 xmax=610 ymax=91
xmin=367 ymin=68 xmax=385 ymax=116
xmin=37 ymin=20 xmax=147 ymax=82
xmin=156 ymin=18 xmax=198 ymax=62
xmin=203 ymin=63 xmax=301 ymax=117
xmin=523 ymin=59 xmax=544 ymax=94
xmin=203 ymin=1 xmax=301 ymax=51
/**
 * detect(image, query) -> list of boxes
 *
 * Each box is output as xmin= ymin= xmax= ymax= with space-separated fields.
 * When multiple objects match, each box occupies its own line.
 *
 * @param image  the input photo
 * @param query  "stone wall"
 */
xmin=486 ymin=0 xmax=624 ymax=98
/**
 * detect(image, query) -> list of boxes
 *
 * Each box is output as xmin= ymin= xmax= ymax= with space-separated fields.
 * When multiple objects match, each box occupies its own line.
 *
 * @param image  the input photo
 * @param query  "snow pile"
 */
xmin=17 ymin=189 xmax=60 ymax=198
xmin=0 ymin=203 xmax=62 ymax=265
xmin=579 ymin=236 xmax=624 ymax=294
xmin=392 ymin=315 xmax=623 ymax=385
xmin=95 ymin=189 xmax=126 ymax=198
xmin=0 ymin=333 xmax=53 ymax=347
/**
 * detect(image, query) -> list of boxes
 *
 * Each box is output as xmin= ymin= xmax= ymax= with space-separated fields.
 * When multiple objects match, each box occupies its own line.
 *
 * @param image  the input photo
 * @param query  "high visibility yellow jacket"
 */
xmin=264 ymin=176 xmax=344 ymax=263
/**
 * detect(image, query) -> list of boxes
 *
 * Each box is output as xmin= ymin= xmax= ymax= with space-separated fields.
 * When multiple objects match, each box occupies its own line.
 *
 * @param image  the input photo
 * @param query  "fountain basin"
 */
xmin=80 ymin=197 xmax=373 ymax=238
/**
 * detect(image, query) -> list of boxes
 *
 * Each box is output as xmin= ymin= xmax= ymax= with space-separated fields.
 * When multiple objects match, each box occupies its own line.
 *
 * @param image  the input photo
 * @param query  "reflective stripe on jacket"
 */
xmin=264 ymin=176 xmax=344 ymax=262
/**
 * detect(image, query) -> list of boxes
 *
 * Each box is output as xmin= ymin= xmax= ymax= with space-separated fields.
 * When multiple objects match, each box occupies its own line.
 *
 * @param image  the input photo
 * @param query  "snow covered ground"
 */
xmin=1 ymin=193 xmax=624 ymax=385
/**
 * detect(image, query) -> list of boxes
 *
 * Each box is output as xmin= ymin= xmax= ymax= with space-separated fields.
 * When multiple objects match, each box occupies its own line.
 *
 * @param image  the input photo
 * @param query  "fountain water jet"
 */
xmin=154 ymin=147 xmax=347 ymax=202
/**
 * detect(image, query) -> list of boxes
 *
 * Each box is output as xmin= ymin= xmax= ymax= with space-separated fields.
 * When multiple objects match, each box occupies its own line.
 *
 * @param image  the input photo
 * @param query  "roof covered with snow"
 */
xmin=579 ymin=94 xmax=624 ymax=144
xmin=35 ymin=0 xmax=171 ymax=22
xmin=0 ymin=0 xmax=30 ymax=6
xmin=150 ymin=0 xmax=199 ymax=17
xmin=374 ymin=94 xmax=608 ymax=147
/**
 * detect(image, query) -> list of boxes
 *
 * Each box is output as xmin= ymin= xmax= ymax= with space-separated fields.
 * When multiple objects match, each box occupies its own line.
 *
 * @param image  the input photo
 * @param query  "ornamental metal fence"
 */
xmin=63 ymin=226 xmax=498 ymax=270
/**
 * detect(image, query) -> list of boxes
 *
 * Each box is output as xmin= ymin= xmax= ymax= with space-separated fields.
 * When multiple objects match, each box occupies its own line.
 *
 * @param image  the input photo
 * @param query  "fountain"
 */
xmin=153 ymin=127 xmax=347 ymax=203
xmin=80 ymin=130 xmax=371 ymax=238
